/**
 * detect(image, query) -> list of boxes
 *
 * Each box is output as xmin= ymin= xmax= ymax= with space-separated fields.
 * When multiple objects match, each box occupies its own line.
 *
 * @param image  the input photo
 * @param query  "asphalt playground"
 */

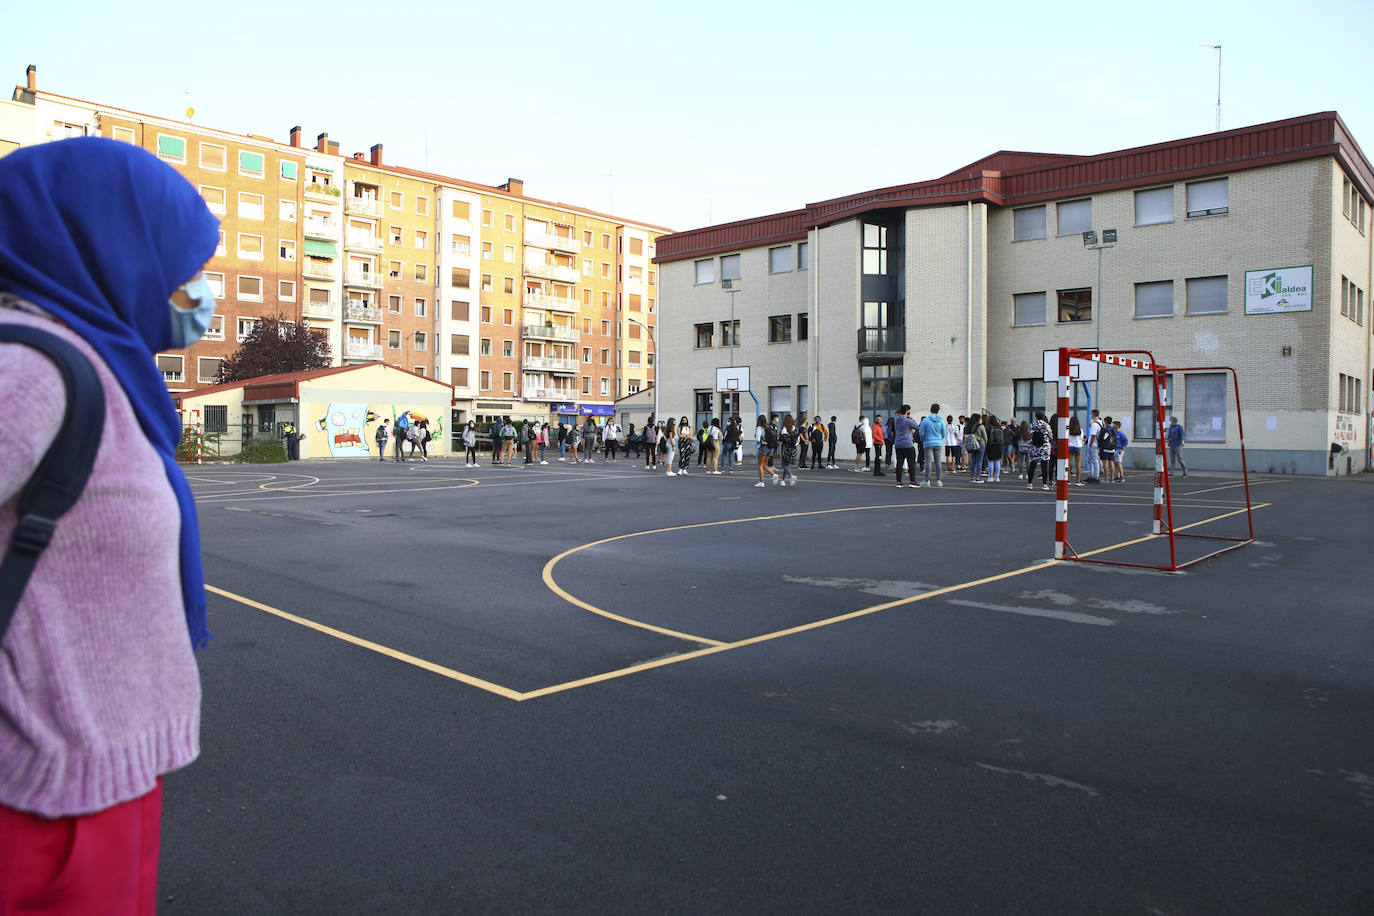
xmin=158 ymin=453 xmax=1374 ymax=914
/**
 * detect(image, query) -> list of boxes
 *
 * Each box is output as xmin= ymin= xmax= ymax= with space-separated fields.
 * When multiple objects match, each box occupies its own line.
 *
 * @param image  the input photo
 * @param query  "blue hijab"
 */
xmin=0 ymin=138 xmax=220 ymax=649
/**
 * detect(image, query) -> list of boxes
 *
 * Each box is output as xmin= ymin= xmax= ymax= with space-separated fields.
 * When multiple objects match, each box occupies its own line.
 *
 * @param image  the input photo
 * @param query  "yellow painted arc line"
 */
xmin=204 ymin=584 xmax=525 ymax=701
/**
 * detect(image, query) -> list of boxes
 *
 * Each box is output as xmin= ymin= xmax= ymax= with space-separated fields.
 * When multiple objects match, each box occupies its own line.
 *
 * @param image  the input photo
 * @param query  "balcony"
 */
xmin=303 ymin=220 xmax=339 ymax=240
xmin=302 ymin=260 xmax=338 ymax=281
xmin=524 ymin=386 xmax=577 ymax=401
xmin=523 ymin=291 xmax=579 ymax=313
xmin=450 ymin=242 xmax=471 ymax=257
xmin=344 ymin=304 xmax=383 ymax=324
xmin=524 ymin=228 xmax=581 ymax=253
xmin=521 ymin=355 xmax=580 ymax=374
xmin=524 ymin=260 xmax=579 ymax=283
xmin=857 ymin=326 xmax=906 ymax=360
xmin=304 ymin=182 xmax=340 ymax=201
xmin=344 ymin=270 xmax=383 ymax=289
xmin=345 ymin=195 xmax=384 ymax=217
xmin=302 ymin=300 xmax=336 ymax=320
xmin=345 ymin=232 xmax=384 ymax=253
xmin=522 ymin=322 xmax=580 ymax=342
xmin=344 ymin=341 xmax=382 ymax=360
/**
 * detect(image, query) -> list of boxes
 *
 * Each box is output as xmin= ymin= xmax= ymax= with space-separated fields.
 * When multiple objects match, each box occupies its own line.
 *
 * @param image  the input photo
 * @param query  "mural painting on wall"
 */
xmin=314 ymin=405 xmax=445 ymax=458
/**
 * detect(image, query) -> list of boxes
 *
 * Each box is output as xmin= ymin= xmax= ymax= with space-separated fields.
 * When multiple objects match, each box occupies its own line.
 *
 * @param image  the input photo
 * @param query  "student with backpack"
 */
xmin=1025 ymin=413 xmax=1053 ymax=489
xmin=983 ymin=415 xmax=1005 ymax=483
xmin=1097 ymin=415 xmax=1119 ymax=483
xmin=375 ymin=418 xmax=391 ymax=462
xmin=755 ymin=414 xmax=779 ymax=487
xmin=1113 ymin=420 xmax=1129 ymax=482
xmin=809 ymin=417 xmax=825 ymax=470
xmin=965 ymin=414 xmax=986 ymax=481
xmin=914 ymin=405 xmax=947 ymax=486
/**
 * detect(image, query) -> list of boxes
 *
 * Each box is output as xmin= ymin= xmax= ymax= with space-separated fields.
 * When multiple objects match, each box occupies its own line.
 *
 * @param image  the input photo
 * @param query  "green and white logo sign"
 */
xmin=1244 ymin=265 xmax=1313 ymax=315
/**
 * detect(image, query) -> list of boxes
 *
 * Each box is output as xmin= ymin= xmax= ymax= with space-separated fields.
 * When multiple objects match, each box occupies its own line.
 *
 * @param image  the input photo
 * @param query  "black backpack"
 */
xmin=766 ymin=424 xmax=780 ymax=449
xmin=988 ymin=426 xmax=1004 ymax=447
xmin=0 ymin=325 xmax=105 ymax=634
xmin=1031 ymin=425 xmax=1046 ymax=449
xmin=1099 ymin=427 xmax=1116 ymax=450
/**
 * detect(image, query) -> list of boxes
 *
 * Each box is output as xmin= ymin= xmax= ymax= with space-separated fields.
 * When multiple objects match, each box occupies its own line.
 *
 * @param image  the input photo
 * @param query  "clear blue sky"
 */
xmin=6 ymin=0 xmax=1372 ymax=232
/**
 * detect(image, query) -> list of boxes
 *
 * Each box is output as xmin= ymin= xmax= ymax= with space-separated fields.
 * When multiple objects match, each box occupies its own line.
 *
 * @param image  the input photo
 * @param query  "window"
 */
xmin=1339 ymin=374 xmax=1364 ymax=415
xmin=601 ymin=320 xmax=610 ymax=335
xmin=502 ymin=371 xmax=512 ymax=391
xmin=414 ymin=298 xmax=427 ymax=317
xmin=582 ymin=258 xmax=592 ymax=276
xmin=203 ymin=315 xmax=224 ymax=341
xmin=581 ymin=347 xmax=591 ymax=363
xmin=111 ymin=126 xmax=135 ymax=144
xmin=279 ymin=199 xmax=297 ymax=222
xmin=414 ymin=263 xmax=428 ymax=283
xmin=388 ymin=295 xmax=402 ymax=313
xmin=199 ymin=143 xmax=226 ymax=170
xmin=583 ymin=229 xmax=593 ymax=245
xmin=797 ymin=385 xmax=809 ymax=416
xmin=502 ymin=308 xmax=513 ymax=325
xmin=390 ymin=226 xmax=404 ymax=246
xmin=156 ymin=134 xmax=185 ymax=163
xmin=597 ymin=378 xmax=608 ymax=397
xmin=388 ymin=260 xmax=402 ymax=280
xmin=769 ymin=246 xmax=793 ymax=273
xmin=279 ymin=240 xmax=296 ymax=262
xmin=200 ymin=186 xmax=226 ymax=214
xmin=481 ymin=241 xmax=493 ymax=259
xmin=238 ymin=151 xmax=264 ymax=178
xmin=1341 ymin=277 xmax=1366 ymax=325
xmin=390 ymin=191 xmax=403 ymax=210
xmin=279 ymin=280 xmax=295 ymax=300
xmin=202 ymin=402 xmax=228 ymax=429
xmin=1133 ymin=373 xmax=1174 ymax=440
xmin=602 ymin=291 xmax=612 ymax=308
xmin=769 ymin=314 xmax=792 ymax=343
xmin=452 ymin=367 xmax=469 ymax=387
xmin=452 ymin=300 xmax=469 ymax=321
xmin=504 ymin=245 xmax=515 ymax=263
xmin=204 ymin=272 xmax=225 ymax=299
xmin=414 ymin=332 xmax=426 ymax=351
xmin=280 ymin=161 xmax=297 ymax=181
xmin=601 ymin=233 xmax=611 ymax=249
xmin=859 ymin=364 xmax=902 ymax=414
xmin=156 ymin=355 xmax=183 ymax=382
xmin=452 ymin=268 xmax=470 ymax=287
xmin=1057 ymin=199 xmax=1092 ymax=236
xmin=695 ymin=259 xmax=715 ymax=284
xmin=1135 ymin=186 xmax=1173 ymax=225
xmin=797 ymin=313 xmax=808 ymax=340
xmin=216 ymin=230 xmax=225 ymax=256
xmin=415 ymin=230 xmax=427 ymax=250
xmin=1134 ymin=281 xmax=1174 ymax=319
xmin=798 ymin=241 xmax=809 ymax=270
xmin=505 ymin=214 xmax=515 ymax=232
xmin=236 ymin=317 xmax=259 ymax=340
xmin=628 ymin=293 xmax=641 ymax=312
xmin=237 ymin=276 xmax=263 ymax=302
xmin=583 ymin=288 xmax=592 ymax=305
xmin=1057 ymin=288 xmax=1092 ymax=323
xmin=480 ymin=370 xmax=491 ymax=390
xmin=1013 ymin=205 xmax=1046 ymax=241
xmin=450 ymin=334 xmax=469 ymax=355
xmin=768 ymin=386 xmax=792 ymax=416
xmin=481 ymin=306 xmax=492 ymax=322
xmin=581 ymin=376 xmax=591 ymax=394
xmin=1013 ymin=379 xmax=1045 ymax=426
xmin=388 ymin=330 xmax=401 ymax=349
xmin=1185 ymin=373 xmax=1227 ymax=442
xmin=416 ymin=196 xmax=428 ymax=216
xmin=238 ymin=192 xmax=264 ymax=220
xmin=720 ymin=319 xmax=739 ymax=347
xmin=629 ymin=237 xmax=643 ymax=256
xmin=503 ymin=277 xmax=514 ymax=294
xmin=1186 ymin=276 xmax=1228 ymax=315
xmin=600 ymin=348 xmax=610 ymax=365
xmin=481 ymin=274 xmax=493 ymax=291
xmin=1186 ymin=178 xmax=1228 ymax=218
xmin=237 ymin=234 xmax=263 ymax=260
xmin=1013 ymin=292 xmax=1046 ymax=327
xmin=862 ymin=224 xmax=887 ymax=274
xmin=481 ymin=209 xmax=493 ymax=227
xmin=479 ymin=338 xmax=491 ymax=356
xmin=601 ymin=261 xmax=611 ymax=279
xmin=452 ymin=200 xmax=469 ymax=220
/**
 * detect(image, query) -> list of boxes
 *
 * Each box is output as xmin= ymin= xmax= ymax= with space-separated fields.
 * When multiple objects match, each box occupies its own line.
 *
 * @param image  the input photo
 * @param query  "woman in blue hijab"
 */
xmin=0 ymin=137 xmax=219 ymax=911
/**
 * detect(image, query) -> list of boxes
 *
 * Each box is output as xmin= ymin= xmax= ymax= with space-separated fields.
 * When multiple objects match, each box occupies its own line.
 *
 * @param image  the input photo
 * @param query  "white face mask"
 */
xmin=169 ymin=275 xmax=218 ymax=348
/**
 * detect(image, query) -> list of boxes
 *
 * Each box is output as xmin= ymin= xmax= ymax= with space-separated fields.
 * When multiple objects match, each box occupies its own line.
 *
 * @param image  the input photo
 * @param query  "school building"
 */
xmin=653 ymin=112 xmax=1374 ymax=476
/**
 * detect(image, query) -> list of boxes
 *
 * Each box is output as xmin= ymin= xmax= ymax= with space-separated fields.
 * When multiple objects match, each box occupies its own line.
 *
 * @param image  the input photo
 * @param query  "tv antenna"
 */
xmin=1202 ymin=43 xmax=1221 ymax=131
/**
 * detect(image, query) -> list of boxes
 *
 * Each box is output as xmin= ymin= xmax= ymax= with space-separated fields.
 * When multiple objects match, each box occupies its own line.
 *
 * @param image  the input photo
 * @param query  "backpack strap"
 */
xmin=0 ymin=325 xmax=106 ymax=635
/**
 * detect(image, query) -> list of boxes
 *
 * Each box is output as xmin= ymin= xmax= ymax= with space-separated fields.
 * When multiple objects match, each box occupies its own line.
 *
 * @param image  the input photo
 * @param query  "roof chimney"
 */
xmin=502 ymin=178 xmax=524 ymax=196
xmin=352 ymin=152 xmax=363 ymax=160
xmin=328 ymin=139 xmax=340 ymax=156
xmin=370 ymin=143 xmax=383 ymax=167
xmin=316 ymin=131 xmax=329 ymax=153
xmin=289 ymin=125 xmax=302 ymax=148
xmin=26 ymin=65 xmax=36 ymax=92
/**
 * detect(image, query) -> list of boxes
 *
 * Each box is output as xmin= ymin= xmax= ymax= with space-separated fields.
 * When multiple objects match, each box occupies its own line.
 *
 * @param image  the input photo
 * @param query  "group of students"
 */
xmin=372 ymin=416 xmax=433 ymax=462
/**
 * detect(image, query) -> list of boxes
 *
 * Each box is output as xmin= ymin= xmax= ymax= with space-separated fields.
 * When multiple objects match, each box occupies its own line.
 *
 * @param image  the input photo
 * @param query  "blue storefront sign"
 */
xmin=580 ymin=404 xmax=614 ymax=417
xmin=555 ymin=403 xmax=579 ymax=415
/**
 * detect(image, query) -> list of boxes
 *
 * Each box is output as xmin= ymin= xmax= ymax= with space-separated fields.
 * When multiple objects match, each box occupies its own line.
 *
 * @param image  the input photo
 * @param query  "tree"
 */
xmin=218 ymin=313 xmax=332 ymax=383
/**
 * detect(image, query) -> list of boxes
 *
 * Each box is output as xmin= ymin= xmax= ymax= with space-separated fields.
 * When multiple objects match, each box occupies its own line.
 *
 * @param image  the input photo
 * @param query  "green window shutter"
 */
xmin=157 ymin=135 xmax=185 ymax=160
xmin=303 ymin=239 xmax=337 ymax=258
xmin=239 ymin=151 xmax=265 ymax=175
xmin=280 ymin=160 xmax=297 ymax=180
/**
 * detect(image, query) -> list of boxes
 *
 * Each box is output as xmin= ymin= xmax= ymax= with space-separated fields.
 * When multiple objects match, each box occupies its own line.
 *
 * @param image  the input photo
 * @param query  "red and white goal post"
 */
xmin=1052 ymin=347 xmax=1254 ymax=571
xmin=178 ymin=408 xmax=203 ymax=464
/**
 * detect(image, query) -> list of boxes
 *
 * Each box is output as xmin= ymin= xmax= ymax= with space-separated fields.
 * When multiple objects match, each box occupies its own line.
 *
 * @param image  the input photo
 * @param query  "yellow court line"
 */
xmin=210 ymin=501 xmax=1271 ymax=702
xmin=205 ymin=585 xmax=524 ymax=700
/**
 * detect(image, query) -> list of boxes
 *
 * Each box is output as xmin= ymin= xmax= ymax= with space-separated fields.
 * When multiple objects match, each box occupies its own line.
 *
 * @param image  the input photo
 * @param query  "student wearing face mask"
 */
xmin=0 ymin=138 xmax=219 ymax=912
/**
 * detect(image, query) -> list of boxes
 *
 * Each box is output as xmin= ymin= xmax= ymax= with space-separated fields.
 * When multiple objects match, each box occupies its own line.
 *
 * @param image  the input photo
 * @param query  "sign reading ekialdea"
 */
xmin=1244 ymin=265 xmax=1313 ymax=315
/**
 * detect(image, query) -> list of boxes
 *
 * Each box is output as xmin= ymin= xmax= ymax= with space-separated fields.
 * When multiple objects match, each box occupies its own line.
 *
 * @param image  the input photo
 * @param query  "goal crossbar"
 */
xmin=1053 ymin=348 xmax=1254 ymax=571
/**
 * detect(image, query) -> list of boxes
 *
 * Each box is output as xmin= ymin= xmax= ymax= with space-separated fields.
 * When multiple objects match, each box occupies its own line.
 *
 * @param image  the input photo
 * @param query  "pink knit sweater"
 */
xmin=0 ymin=306 xmax=201 ymax=818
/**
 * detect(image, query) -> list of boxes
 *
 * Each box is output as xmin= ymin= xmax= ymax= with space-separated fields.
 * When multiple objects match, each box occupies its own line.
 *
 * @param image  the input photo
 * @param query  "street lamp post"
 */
xmin=720 ymin=279 xmax=739 ymax=422
xmin=628 ymin=317 xmax=656 ymax=426
xmin=1082 ymin=229 xmax=1118 ymax=411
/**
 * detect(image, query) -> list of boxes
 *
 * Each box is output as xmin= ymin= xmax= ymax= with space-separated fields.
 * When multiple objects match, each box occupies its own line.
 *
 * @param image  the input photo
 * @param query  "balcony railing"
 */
xmin=302 ymin=300 xmax=336 ymax=319
xmin=344 ymin=341 xmax=382 ymax=360
xmin=344 ymin=304 xmax=383 ymax=324
xmin=524 ymin=229 xmax=581 ymax=253
xmin=524 ymin=260 xmax=579 ymax=283
xmin=524 ymin=386 xmax=577 ymax=401
xmin=345 ymin=195 xmax=384 ymax=217
xmin=522 ymin=322 xmax=580 ymax=342
xmin=345 ymin=232 xmax=384 ymax=253
xmin=523 ymin=292 xmax=579 ymax=313
xmin=521 ymin=355 xmax=580 ymax=373
xmin=450 ymin=242 xmax=471 ymax=257
xmin=304 ymin=182 xmax=340 ymax=200
xmin=303 ymin=220 xmax=339 ymax=240
xmin=302 ymin=260 xmax=338 ymax=280
xmin=344 ymin=270 xmax=383 ymax=289
xmin=857 ymin=325 xmax=907 ymax=358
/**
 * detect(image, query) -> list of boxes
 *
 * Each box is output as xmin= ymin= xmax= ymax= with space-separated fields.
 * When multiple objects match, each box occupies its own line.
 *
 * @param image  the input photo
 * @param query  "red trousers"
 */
xmin=0 ymin=780 xmax=161 ymax=915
